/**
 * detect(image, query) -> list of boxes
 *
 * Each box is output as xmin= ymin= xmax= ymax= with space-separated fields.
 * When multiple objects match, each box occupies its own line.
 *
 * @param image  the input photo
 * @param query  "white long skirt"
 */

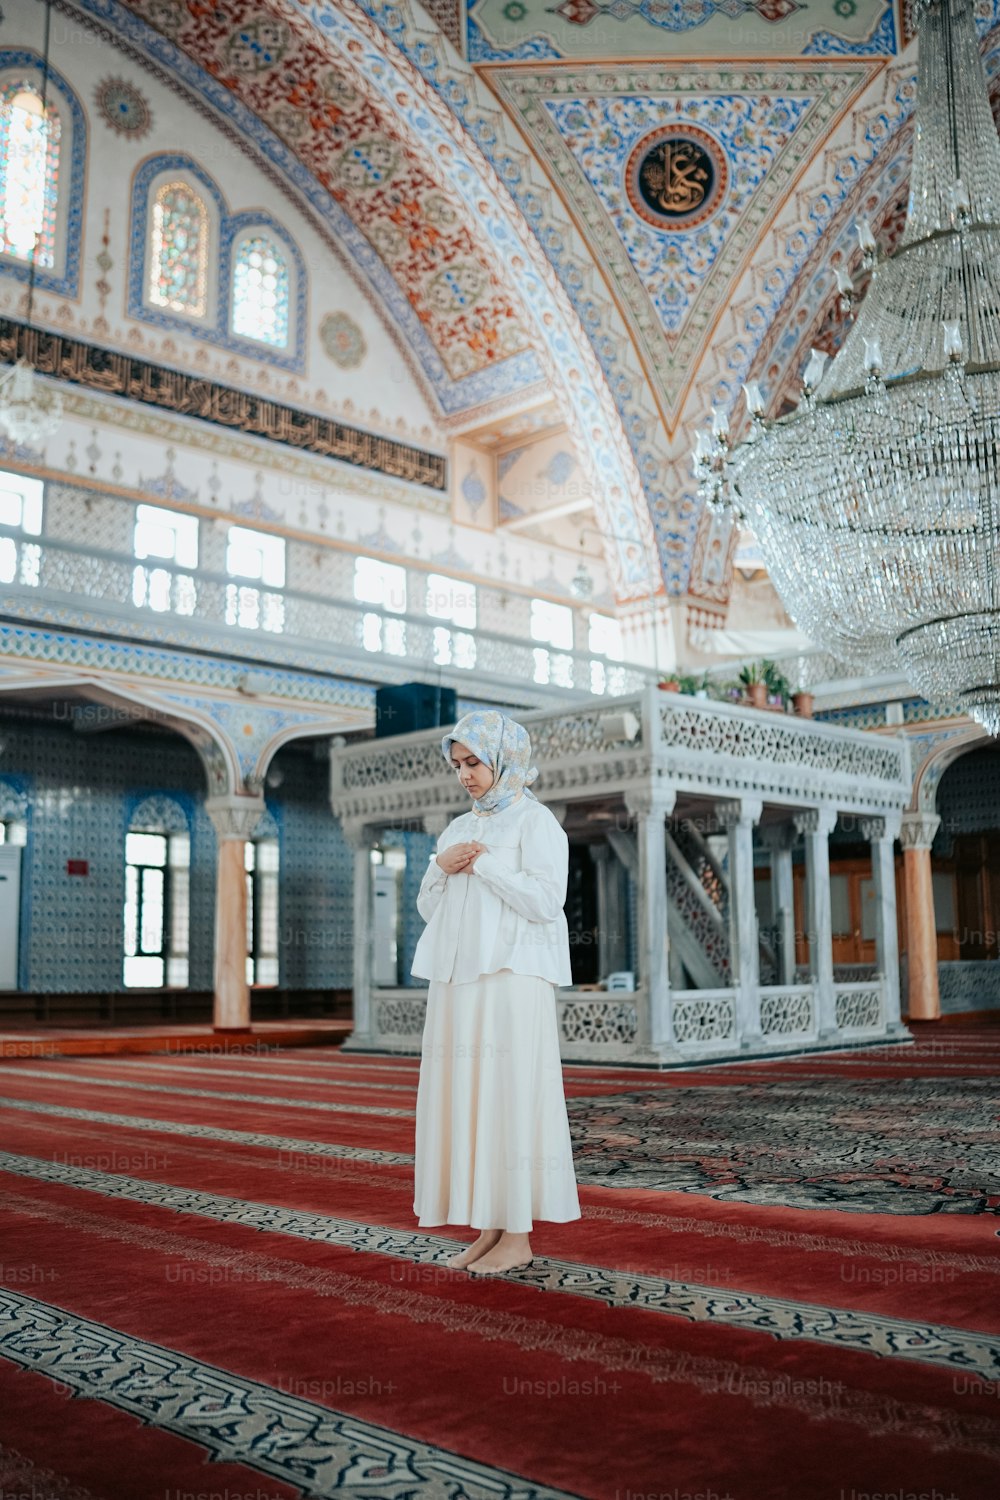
xmin=412 ymin=968 xmax=581 ymax=1234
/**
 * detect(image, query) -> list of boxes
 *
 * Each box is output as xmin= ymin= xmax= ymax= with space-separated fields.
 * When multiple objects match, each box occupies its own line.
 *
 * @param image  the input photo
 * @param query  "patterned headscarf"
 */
xmin=441 ymin=709 xmax=540 ymax=815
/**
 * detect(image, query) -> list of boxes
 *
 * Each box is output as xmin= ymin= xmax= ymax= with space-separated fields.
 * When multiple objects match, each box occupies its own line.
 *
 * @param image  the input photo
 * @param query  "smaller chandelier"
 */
xmin=0 ymin=357 xmax=63 ymax=446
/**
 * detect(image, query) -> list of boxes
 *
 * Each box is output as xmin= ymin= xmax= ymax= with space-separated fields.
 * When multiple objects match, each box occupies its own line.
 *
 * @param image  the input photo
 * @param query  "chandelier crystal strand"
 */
xmin=715 ymin=0 xmax=1000 ymax=735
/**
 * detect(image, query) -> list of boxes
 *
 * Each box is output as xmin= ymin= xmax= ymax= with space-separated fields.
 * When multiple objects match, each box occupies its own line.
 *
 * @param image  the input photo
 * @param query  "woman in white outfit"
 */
xmin=410 ymin=708 xmax=581 ymax=1276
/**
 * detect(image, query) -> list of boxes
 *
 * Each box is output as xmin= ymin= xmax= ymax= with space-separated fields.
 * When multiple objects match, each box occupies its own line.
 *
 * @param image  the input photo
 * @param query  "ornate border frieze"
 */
xmin=0 ymin=318 xmax=447 ymax=489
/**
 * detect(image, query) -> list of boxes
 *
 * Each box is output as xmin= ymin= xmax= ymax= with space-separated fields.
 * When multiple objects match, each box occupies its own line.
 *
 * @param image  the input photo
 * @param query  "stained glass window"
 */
xmin=232 ymin=234 xmax=289 ymax=347
xmin=0 ymin=81 xmax=60 ymax=267
xmin=149 ymin=180 xmax=209 ymax=317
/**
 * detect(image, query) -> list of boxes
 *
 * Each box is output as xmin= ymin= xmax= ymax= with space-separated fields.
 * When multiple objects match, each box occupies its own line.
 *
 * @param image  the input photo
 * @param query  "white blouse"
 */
xmin=410 ymin=794 xmax=573 ymax=987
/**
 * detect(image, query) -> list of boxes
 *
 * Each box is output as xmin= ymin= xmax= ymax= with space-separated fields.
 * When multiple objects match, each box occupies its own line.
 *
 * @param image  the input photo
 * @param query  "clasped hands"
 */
xmin=435 ymin=840 xmax=488 ymax=875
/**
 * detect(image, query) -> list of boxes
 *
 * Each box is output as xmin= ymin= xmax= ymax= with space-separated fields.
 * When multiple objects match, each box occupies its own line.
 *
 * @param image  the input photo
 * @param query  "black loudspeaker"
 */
xmin=375 ymin=682 xmax=458 ymax=738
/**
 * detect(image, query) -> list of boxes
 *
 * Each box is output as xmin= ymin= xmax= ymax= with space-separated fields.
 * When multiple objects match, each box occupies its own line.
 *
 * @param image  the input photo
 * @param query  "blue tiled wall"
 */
xmin=0 ymin=714 xmax=210 ymax=992
xmin=934 ymin=744 xmax=1000 ymax=852
xmin=265 ymin=745 xmax=354 ymax=990
xmin=0 ymin=715 xmax=354 ymax=993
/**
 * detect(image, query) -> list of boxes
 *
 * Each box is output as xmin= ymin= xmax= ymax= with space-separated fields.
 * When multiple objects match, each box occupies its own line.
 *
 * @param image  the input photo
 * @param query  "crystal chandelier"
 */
xmin=693 ymin=0 xmax=1000 ymax=736
xmin=0 ymin=358 xmax=63 ymax=446
xmin=0 ymin=0 xmax=63 ymax=448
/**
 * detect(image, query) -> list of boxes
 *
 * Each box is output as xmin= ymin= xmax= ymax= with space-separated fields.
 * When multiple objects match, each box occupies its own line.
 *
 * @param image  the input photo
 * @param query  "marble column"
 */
xmin=793 ymin=806 xmax=839 ymax=1038
xmin=590 ymin=841 xmax=629 ymax=978
xmin=717 ymin=798 xmax=763 ymax=1044
xmin=206 ymin=795 xmax=265 ymax=1032
xmin=900 ymin=810 xmax=942 ymax=1020
xmin=339 ymin=818 xmax=376 ymax=1049
xmin=860 ymin=813 xmax=906 ymax=1035
xmin=759 ymin=822 xmax=799 ymax=986
xmin=624 ymin=786 xmax=677 ymax=1052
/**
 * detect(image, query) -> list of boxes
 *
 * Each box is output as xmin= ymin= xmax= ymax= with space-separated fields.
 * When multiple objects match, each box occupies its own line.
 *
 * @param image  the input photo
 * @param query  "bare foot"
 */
xmin=466 ymin=1232 xmax=533 ymax=1276
xmin=444 ymin=1229 xmax=502 ymax=1269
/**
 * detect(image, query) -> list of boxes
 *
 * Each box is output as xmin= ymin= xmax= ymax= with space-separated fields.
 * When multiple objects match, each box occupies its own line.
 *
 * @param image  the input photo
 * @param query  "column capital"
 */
xmin=716 ymin=796 xmax=763 ymax=829
xmin=793 ymin=806 xmax=838 ymax=838
xmin=342 ymin=818 xmax=374 ymax=851
xmin=205 ymin=795 xmax=265 ymax=842
xmin=860 ymin=811 xmax=903 ymax=844
xmin=625 ymin=783 xmax=677 ymax=820
xmin=758 ymin=821 xmax=799 ymax=853
xmin=900 ymin=810 xmax=941 ymax=850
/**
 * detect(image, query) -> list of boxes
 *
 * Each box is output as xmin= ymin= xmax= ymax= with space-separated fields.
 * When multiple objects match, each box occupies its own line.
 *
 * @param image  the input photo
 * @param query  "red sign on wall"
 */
xmin=66 ymin=860 xmax=89 ymax=877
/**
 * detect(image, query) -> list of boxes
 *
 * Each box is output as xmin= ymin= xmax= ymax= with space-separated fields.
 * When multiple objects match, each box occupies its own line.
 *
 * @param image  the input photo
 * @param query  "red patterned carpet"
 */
xmin=1 ymin=1021 xmax=998 ymax=1500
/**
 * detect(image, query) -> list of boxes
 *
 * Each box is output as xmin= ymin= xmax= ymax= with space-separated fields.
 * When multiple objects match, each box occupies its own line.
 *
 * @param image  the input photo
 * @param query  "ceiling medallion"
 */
xmin=94 ymin=77 xmax=153 ymax=139
xmin=625 ymin=125 xmax=728 ymax=232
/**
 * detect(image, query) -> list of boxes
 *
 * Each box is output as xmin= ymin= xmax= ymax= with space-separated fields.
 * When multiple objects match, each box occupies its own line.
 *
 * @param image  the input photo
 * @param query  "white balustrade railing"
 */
xmin=834 ymin=982 xmax=885 ymax=1034
xmin=332 ymin=683 xmax=911 ymax=825
xmin=0 ymin=523 xmax=654 ymax=702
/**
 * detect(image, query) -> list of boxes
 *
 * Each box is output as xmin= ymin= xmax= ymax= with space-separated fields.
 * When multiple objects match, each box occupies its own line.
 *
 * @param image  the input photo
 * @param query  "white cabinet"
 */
xmin=0 ymin=845 xmax=22 ymax=990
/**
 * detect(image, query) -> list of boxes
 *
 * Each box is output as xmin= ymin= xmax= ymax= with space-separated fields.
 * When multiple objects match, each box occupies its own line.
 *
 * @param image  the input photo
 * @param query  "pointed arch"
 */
xmin=148 ymin=177 xmax=211 ymax=318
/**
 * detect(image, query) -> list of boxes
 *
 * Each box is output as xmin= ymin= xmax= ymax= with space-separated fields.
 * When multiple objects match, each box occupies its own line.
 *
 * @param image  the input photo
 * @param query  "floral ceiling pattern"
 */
xmin=488 ymin=65 xmax=876 ymax=426
xmin=110 ymin=0 xmax=542 ymax=410
xmin=78 ymin=0 xmax=1000 ymax=611
xmin=468 ymin=0 xmax=899 ymax=62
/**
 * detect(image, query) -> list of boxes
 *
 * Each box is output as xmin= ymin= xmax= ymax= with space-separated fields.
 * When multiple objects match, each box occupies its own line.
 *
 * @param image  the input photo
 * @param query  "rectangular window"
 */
xmin=354 ymin=555 xmax=407 ymax=656
xmin=225 ymin=525 xmax=285 ymax=634
xmin=124 ymin=831 xmax=168 ymax=988
xmin=124 ymin=829 xmax=189 ymax=987
xmin=0 ymin=470 xmax=43 ymax=588
xmin=830 ymin=872 xmax=852 ymax=939
xmin=588 ymin=611 xmax=626 ymax=695
xmin=932 ymin=870 xmax=957 ymax=934
xmin=0 ymin=471 xmax=43 ymax=533
xmin=860 ymin=876 xmax=878 ymax=943
xmin=426 ymin=572 xmax=476 ymax=668
xmin=167 ymin=833 xmax=191 ymax=987
xmin=531 ymin=597 xmax=574 ymax=687
xmin=133 ymin=503 xmax=198 ymax=616
xmin=246 ymin=838 xmax=279 ymax=986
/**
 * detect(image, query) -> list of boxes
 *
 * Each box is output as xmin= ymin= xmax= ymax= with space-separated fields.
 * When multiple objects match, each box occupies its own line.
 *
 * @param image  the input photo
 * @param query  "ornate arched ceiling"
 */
xmin=74 ymin=0 xmax=661 ymax=602
xmin=75 ymin=0 xmax=1000 ymax=616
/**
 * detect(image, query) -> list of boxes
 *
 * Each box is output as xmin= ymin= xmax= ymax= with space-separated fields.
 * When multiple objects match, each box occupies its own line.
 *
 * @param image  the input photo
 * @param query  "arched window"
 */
xmin=131 ymin=157 xmax=304 ymax=368
xmin=148 ymin=179 xmax=210 ymax=318
xmin=0 ymin=79 xmax=60 ymax=267
xmin=232 ymin=232 xmax=289 ymax=348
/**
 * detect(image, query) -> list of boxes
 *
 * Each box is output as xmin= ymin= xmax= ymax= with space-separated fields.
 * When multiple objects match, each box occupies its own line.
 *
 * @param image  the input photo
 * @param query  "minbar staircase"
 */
xmin=608 ymin=817 xmax=775 ymax=989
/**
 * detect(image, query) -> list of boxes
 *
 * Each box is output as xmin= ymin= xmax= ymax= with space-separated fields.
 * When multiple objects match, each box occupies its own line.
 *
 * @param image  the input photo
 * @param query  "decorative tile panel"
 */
xmin=484 ymin=63 xmax=873 ymax=426
xmin=466 ymin=0 xmax=895 ymax=62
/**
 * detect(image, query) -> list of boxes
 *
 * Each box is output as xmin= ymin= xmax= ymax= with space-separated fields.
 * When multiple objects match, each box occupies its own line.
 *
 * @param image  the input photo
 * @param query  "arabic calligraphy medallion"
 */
xmin=625 ymin=125 xmax=727 ymax=231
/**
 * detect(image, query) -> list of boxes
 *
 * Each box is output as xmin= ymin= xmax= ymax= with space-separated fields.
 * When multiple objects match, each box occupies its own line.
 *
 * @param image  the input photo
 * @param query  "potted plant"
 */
xmin=762 ymin=660 xmax=793 ymax=712
xmin=657 ymin=674 xmax=681 ymax=692
xmin=738 ymin=661 xmax=769 ymax=709
xmin=791 ymin=684 xmax=815 ymax=718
